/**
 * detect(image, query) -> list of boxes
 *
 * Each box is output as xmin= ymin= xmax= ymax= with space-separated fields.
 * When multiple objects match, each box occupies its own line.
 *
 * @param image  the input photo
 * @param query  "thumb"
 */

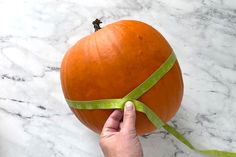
xmin=122 ymin=101 xmax=136 ymax=132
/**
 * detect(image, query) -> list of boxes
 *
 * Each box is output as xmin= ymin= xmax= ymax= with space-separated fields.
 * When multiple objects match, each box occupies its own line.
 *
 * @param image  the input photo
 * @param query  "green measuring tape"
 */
xmin=66 ymin=53 xmax=236 ymax=157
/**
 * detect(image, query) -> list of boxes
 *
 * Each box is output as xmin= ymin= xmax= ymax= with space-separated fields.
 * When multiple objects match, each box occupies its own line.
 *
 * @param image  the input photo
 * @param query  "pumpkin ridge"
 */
xmin=94 ymin=33 xmax=102 ymax=63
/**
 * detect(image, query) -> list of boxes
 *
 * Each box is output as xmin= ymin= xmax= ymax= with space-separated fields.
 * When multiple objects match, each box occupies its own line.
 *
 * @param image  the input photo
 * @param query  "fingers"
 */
xmin=101 ymin=101 xmax=137 ymax=134
xmin=122 ymin=101 xmax=136 ymax=132
xmin=102 ymin=110 xmax=123 ymax=133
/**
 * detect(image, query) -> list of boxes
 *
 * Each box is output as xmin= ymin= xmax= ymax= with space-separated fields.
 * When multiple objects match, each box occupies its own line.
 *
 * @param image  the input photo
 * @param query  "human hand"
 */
xmin=99 ymin=101 xmax=144 ymax=157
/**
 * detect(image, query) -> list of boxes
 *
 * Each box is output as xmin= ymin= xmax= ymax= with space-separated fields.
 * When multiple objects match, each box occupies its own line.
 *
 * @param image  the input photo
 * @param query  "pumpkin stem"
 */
xmin=92 ymin=19 xmax=102 ymax=32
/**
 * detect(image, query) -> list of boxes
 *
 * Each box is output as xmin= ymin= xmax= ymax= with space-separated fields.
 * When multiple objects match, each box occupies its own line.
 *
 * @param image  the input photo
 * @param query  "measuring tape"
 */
xmin=66 ymin=52 xmax=236 ymax=157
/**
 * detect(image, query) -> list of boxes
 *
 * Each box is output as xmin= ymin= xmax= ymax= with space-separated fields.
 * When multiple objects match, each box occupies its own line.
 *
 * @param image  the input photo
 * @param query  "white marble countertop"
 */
xmin=0 ymin=0 xmax=236 ymax=156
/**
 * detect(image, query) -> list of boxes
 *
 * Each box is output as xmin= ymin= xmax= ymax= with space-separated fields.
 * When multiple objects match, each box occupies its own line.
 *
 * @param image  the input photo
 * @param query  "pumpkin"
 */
xmin=60 ymin=19 xmax=184 ymax=135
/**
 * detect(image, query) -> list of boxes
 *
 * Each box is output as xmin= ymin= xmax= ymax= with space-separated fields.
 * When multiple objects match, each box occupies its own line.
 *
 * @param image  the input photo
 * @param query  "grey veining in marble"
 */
xmin=0 ymin=0 xmax=236 ymax=156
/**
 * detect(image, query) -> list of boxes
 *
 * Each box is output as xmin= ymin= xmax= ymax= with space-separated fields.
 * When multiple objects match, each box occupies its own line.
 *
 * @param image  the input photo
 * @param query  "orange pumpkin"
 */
xmin=60 ymin=19 xmax=184 ymax=135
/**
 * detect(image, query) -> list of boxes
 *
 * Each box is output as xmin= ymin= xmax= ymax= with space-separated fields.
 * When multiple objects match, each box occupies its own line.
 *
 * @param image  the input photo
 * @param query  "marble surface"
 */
xmin=0 ymin=0 xmax=236 ymax=156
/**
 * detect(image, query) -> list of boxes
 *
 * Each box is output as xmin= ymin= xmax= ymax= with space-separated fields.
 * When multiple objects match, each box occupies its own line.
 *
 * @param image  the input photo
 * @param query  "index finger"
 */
xmin=102 ymin=110 xmax=123 ymax=133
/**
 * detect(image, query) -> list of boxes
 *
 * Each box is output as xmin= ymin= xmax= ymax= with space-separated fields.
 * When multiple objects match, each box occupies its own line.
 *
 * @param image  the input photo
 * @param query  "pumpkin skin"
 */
xmin=60 ymin=20 xmax=184 ymax=135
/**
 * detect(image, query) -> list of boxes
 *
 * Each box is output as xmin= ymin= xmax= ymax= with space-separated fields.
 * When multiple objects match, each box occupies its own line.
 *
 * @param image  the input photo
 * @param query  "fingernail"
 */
xmin=125 ymin=101 xmax=133 ymax=111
